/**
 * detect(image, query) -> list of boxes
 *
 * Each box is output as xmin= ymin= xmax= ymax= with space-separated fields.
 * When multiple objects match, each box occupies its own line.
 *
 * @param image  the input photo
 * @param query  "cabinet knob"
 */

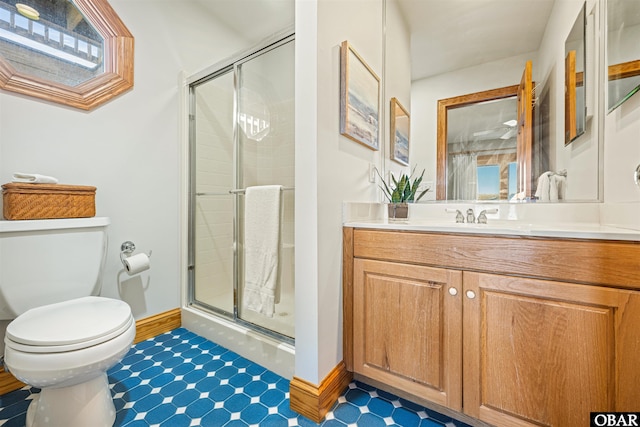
xmin=448 ymin=287 xmax=458 ymax=296
xmin=466 ymin=290 xmax=476 ymax=299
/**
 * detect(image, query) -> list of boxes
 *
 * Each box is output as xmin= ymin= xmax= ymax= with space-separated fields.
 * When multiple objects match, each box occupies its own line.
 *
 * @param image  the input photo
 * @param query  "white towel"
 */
xmin=535 ymin=171 xmax=566 ymax=201
xmin=535 ymin=172 xmax=551 ymax=201
xmin=243 ymin=185 xmax=282 ymax=317
xmin=553 ymin=175 xmax=567 ymax=200
xmin=12 ymin=172 xmax=58 ymax=184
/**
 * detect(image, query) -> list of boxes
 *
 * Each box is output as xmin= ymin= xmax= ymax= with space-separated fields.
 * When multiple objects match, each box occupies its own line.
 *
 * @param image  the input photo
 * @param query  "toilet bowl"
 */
xmin=4 ymin=296 xmax=135 ymax=427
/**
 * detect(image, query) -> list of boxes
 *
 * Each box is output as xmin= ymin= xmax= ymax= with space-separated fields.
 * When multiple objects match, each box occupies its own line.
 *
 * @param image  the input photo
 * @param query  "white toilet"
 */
xmin=0 ymin=217 xmax=135 ymax=427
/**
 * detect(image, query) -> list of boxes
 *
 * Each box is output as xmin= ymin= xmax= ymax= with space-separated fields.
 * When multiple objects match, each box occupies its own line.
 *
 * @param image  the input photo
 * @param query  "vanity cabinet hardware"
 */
xmin=465 ymin=290 xmax=476 ymax=299
xmin=448 ymin=287 xmax=458 ymax=296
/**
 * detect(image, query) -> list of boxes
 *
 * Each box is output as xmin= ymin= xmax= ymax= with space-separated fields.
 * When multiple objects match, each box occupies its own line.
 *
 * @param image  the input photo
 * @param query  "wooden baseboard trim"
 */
xmin=289 ymin=361 xmax=353 ymax=423
xmin=0 ymin=371 xmax=25 ymax=396
xmin=0 ymin=307 xmax=182 ymax=396
xmin=134 ymin=308 xmax=182 ymax=343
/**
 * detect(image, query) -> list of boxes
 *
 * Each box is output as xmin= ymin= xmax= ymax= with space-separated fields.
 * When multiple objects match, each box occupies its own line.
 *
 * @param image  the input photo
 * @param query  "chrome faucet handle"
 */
xmin=466 ymin=208 xmax=475 ymax=224
xmin=445 ymin=208 xmax=465 ymax=223
xmin=477 ymin=208 xmax=498 ymax=224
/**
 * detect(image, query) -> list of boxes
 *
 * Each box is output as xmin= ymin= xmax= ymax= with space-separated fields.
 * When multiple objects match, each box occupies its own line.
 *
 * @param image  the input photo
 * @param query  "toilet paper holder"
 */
xmin=120 ymin=241 xmax=152 ymax=267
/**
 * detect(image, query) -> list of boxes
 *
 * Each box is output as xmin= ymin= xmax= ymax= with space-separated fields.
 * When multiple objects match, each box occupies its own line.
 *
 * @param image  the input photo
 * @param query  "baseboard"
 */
xmin=0 ymin=371 xmax=24 ymax=396
xmin=289 ymin=361 xmax=353 ymax=423
xmin=134 ymin=308 xmax=182 ymax=343
xmin=0 ymin=307 xmax=182 ymax=396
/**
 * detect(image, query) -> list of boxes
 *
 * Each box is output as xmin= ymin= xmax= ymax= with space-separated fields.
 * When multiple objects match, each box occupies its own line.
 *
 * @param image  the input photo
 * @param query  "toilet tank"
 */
xmin=0 ymin=217 xmax=110 ymax=319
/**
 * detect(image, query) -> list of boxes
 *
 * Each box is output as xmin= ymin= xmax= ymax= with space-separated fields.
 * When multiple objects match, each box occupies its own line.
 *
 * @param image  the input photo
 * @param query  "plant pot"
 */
xmin=388 ymin=203 xmax=409 ymax=221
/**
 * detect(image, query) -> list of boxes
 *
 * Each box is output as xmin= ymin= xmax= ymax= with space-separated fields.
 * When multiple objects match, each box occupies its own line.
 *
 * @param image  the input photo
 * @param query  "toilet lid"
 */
xmin=6 ymin=296 xmax=133 ymax=352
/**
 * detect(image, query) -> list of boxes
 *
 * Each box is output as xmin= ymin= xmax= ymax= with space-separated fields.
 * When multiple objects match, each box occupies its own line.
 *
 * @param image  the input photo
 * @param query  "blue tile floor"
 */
xmin=0 ymin=328 xmax=471 ymax=426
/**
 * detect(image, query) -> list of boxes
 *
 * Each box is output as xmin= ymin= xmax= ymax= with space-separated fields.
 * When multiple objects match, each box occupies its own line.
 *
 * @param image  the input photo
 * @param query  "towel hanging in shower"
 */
xmin=243 ymin=185 xmax=282 ymax=317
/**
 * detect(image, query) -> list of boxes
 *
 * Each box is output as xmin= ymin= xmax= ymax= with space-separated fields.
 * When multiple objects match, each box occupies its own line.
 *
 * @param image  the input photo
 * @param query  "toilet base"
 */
xmin=26 ymin=373 xmax=115 ymax=427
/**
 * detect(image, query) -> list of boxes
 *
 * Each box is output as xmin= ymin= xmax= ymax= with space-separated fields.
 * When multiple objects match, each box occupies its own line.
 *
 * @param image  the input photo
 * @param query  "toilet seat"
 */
xmin=5 ymin=296 xmax=133 ymax=353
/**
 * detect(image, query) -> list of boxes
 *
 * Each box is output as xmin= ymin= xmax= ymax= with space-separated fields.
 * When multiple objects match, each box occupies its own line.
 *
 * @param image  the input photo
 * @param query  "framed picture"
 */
xmin=390 ymin=97 xmax=410 ymax=165
xmin=340 ymin=41 xmax=380 ymax=150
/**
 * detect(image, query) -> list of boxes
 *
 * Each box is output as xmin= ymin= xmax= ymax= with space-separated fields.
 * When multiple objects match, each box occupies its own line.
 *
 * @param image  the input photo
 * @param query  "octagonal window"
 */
xmin=0 ymin=0 xmax=133 ymax=110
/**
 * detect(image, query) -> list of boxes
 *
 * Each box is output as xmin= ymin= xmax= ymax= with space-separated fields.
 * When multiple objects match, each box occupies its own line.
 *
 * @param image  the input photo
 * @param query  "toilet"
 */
xmin=0 ymin=217 xmax=135 ymax=427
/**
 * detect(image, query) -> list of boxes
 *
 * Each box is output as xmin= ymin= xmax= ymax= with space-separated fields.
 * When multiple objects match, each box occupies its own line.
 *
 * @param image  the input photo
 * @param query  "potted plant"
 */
xmin=377 ymin=167 xmax=430 ymax=220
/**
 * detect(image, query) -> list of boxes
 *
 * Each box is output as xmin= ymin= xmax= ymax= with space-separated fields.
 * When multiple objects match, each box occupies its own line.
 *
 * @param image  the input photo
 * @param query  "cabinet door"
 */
xmin=463 ymin=272 xmax=640 ymax=427
xmin=353 ymin=259 xmax=463 ymax=410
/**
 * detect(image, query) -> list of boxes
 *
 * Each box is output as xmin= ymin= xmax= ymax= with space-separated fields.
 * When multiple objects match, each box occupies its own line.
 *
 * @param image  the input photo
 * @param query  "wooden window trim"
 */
xmin=0 ymin=0 xmax=134 ymax=110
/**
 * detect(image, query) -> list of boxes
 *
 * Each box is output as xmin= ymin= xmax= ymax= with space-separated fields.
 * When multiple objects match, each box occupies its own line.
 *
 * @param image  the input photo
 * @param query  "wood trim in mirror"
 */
xmin=609 ymin=59 xmax=640 ymax=81
xmin=436 ymin=85 xmax=519 ymax=200
xmin=565 ymin=50 xmax=577 ymax=144
xmin=517 ymin=60 xmax=533 ymax=199
xmin=0 ymin=0 xmax=134 ymax=110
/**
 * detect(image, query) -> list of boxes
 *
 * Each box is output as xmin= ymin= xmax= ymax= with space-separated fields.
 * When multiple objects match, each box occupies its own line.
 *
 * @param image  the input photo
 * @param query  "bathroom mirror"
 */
xmin=565 ymin=4 xmax=586 ymax=144
xmin=607 ymin=0 xmax=640 ymax=112
xmin=437 ymin=86 xmax=518 ymax=201
xmin=0 ymin=0 xmax=133 ymax=110
xmin=388 ymin=0 xmax=602 ymax=202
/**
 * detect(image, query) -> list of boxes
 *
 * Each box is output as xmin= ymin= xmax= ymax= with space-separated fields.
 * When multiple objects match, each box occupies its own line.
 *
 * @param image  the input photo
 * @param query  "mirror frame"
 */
xmin=0 ymin=0 xmax=134 ymax=110
xmin=436 ymin=84 xmax=519 ymax=200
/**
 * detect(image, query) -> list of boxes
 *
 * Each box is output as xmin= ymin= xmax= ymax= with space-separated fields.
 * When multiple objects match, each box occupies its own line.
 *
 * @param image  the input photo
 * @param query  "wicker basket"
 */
xmin=2 ymin=183 xmax=96 ymax=220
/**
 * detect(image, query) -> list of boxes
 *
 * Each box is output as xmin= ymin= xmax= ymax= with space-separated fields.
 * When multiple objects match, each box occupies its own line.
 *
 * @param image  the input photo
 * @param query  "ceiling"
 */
xmin=396 ymin=0 xmax=556 ymax=81
xmin=195 ymin=0 xmax=294 ymax=46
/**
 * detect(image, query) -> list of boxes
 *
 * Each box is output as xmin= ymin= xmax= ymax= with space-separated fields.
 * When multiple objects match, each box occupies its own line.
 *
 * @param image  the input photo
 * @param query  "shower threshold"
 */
xmin=181 ymin=305 xmax=295 ymax=379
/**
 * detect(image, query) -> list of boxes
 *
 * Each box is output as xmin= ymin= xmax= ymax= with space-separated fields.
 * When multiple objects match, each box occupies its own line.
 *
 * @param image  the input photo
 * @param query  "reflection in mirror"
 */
xmin=0 ymin=0 xmax=133 ymax=110
xmin=437 ymin=85 xmax=519 ymax=201
xmin=390 ymin=97 xmax=410 ymax=166
xmin=565 ymin=4 xmax=586 ymax=144
xmin=392 ymin=0 xmax=601 ymax=203
xmin=0 ymin=0 xmax=103 ymax=86
xmin=607 ymin=0 xmax=640 ymax=112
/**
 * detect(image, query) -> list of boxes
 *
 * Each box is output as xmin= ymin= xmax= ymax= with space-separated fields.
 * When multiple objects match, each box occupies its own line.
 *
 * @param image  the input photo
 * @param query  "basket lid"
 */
xmin=1 ymin=183 xmax=96 ymax=194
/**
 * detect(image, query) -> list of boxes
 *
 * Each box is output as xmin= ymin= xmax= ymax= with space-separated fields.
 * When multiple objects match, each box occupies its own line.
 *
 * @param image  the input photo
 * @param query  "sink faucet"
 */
xmin=445 ymin=208 xmax=465 ymax=223
xmin=477 ymin=208 xmax=499 ymax=224
xmin=466 ymin=208 xmax=475 ymax=224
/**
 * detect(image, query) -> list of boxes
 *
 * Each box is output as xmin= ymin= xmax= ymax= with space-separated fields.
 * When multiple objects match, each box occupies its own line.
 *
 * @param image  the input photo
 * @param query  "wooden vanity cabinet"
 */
xmin=353 ymin=259 xmax=462 ymax=410
xmin=343 ymin=227 xmax=640 ymax=427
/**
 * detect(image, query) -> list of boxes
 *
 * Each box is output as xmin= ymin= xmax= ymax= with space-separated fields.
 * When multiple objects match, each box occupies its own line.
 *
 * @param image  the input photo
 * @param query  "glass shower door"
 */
xmin=236 ymin=39 xmax=295 ymax=339
xmin=189 ymin=36 xmax=295 ymax=341
xmin=191 ymin=68 xmax=235 ymax=316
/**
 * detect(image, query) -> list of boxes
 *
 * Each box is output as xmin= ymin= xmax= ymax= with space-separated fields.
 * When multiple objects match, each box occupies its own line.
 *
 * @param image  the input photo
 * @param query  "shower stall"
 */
xmin=183 ymin=34 xmax=295 ymax=375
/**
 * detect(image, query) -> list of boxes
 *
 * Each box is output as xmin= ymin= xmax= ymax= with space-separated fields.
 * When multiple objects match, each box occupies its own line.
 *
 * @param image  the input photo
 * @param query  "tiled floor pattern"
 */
xmin=0 ymin=328 xmax=471 ymax=426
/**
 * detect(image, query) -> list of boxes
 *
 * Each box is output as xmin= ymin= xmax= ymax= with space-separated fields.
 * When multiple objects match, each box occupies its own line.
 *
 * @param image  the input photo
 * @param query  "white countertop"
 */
xmin=343 ymin=202 xmax=640 ymax=241
xmin=344 ymin=219 xmax=640 ymax=241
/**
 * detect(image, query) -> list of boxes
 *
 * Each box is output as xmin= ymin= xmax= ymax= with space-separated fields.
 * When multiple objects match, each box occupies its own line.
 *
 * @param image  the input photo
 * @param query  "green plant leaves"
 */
xmin=377 ymin=166 xmax=429 ymax=203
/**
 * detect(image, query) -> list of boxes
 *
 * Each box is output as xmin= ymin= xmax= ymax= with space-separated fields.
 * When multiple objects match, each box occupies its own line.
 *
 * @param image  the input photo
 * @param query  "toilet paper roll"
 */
xmin=124 ymin=253 xmax=150 ymax=276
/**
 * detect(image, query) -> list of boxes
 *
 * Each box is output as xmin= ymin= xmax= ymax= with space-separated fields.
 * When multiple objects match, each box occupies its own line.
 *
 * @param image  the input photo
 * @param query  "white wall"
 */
xmin=605 ymin=88 xmax=640 ymax=203
xmin=295 ymin=0 xmax=383 ymax=384
xmin=384 ymin=0 xmax=411 ymax=181
xmin=0 ymin=1 xmax=272 ymax=322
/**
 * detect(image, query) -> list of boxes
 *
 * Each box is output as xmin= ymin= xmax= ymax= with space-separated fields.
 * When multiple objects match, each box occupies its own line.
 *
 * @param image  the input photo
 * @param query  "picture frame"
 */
xmin=340 ymin=41 xmax=380 ymax=150
xmin=390 ymin=97 xmax=410 ymax=165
